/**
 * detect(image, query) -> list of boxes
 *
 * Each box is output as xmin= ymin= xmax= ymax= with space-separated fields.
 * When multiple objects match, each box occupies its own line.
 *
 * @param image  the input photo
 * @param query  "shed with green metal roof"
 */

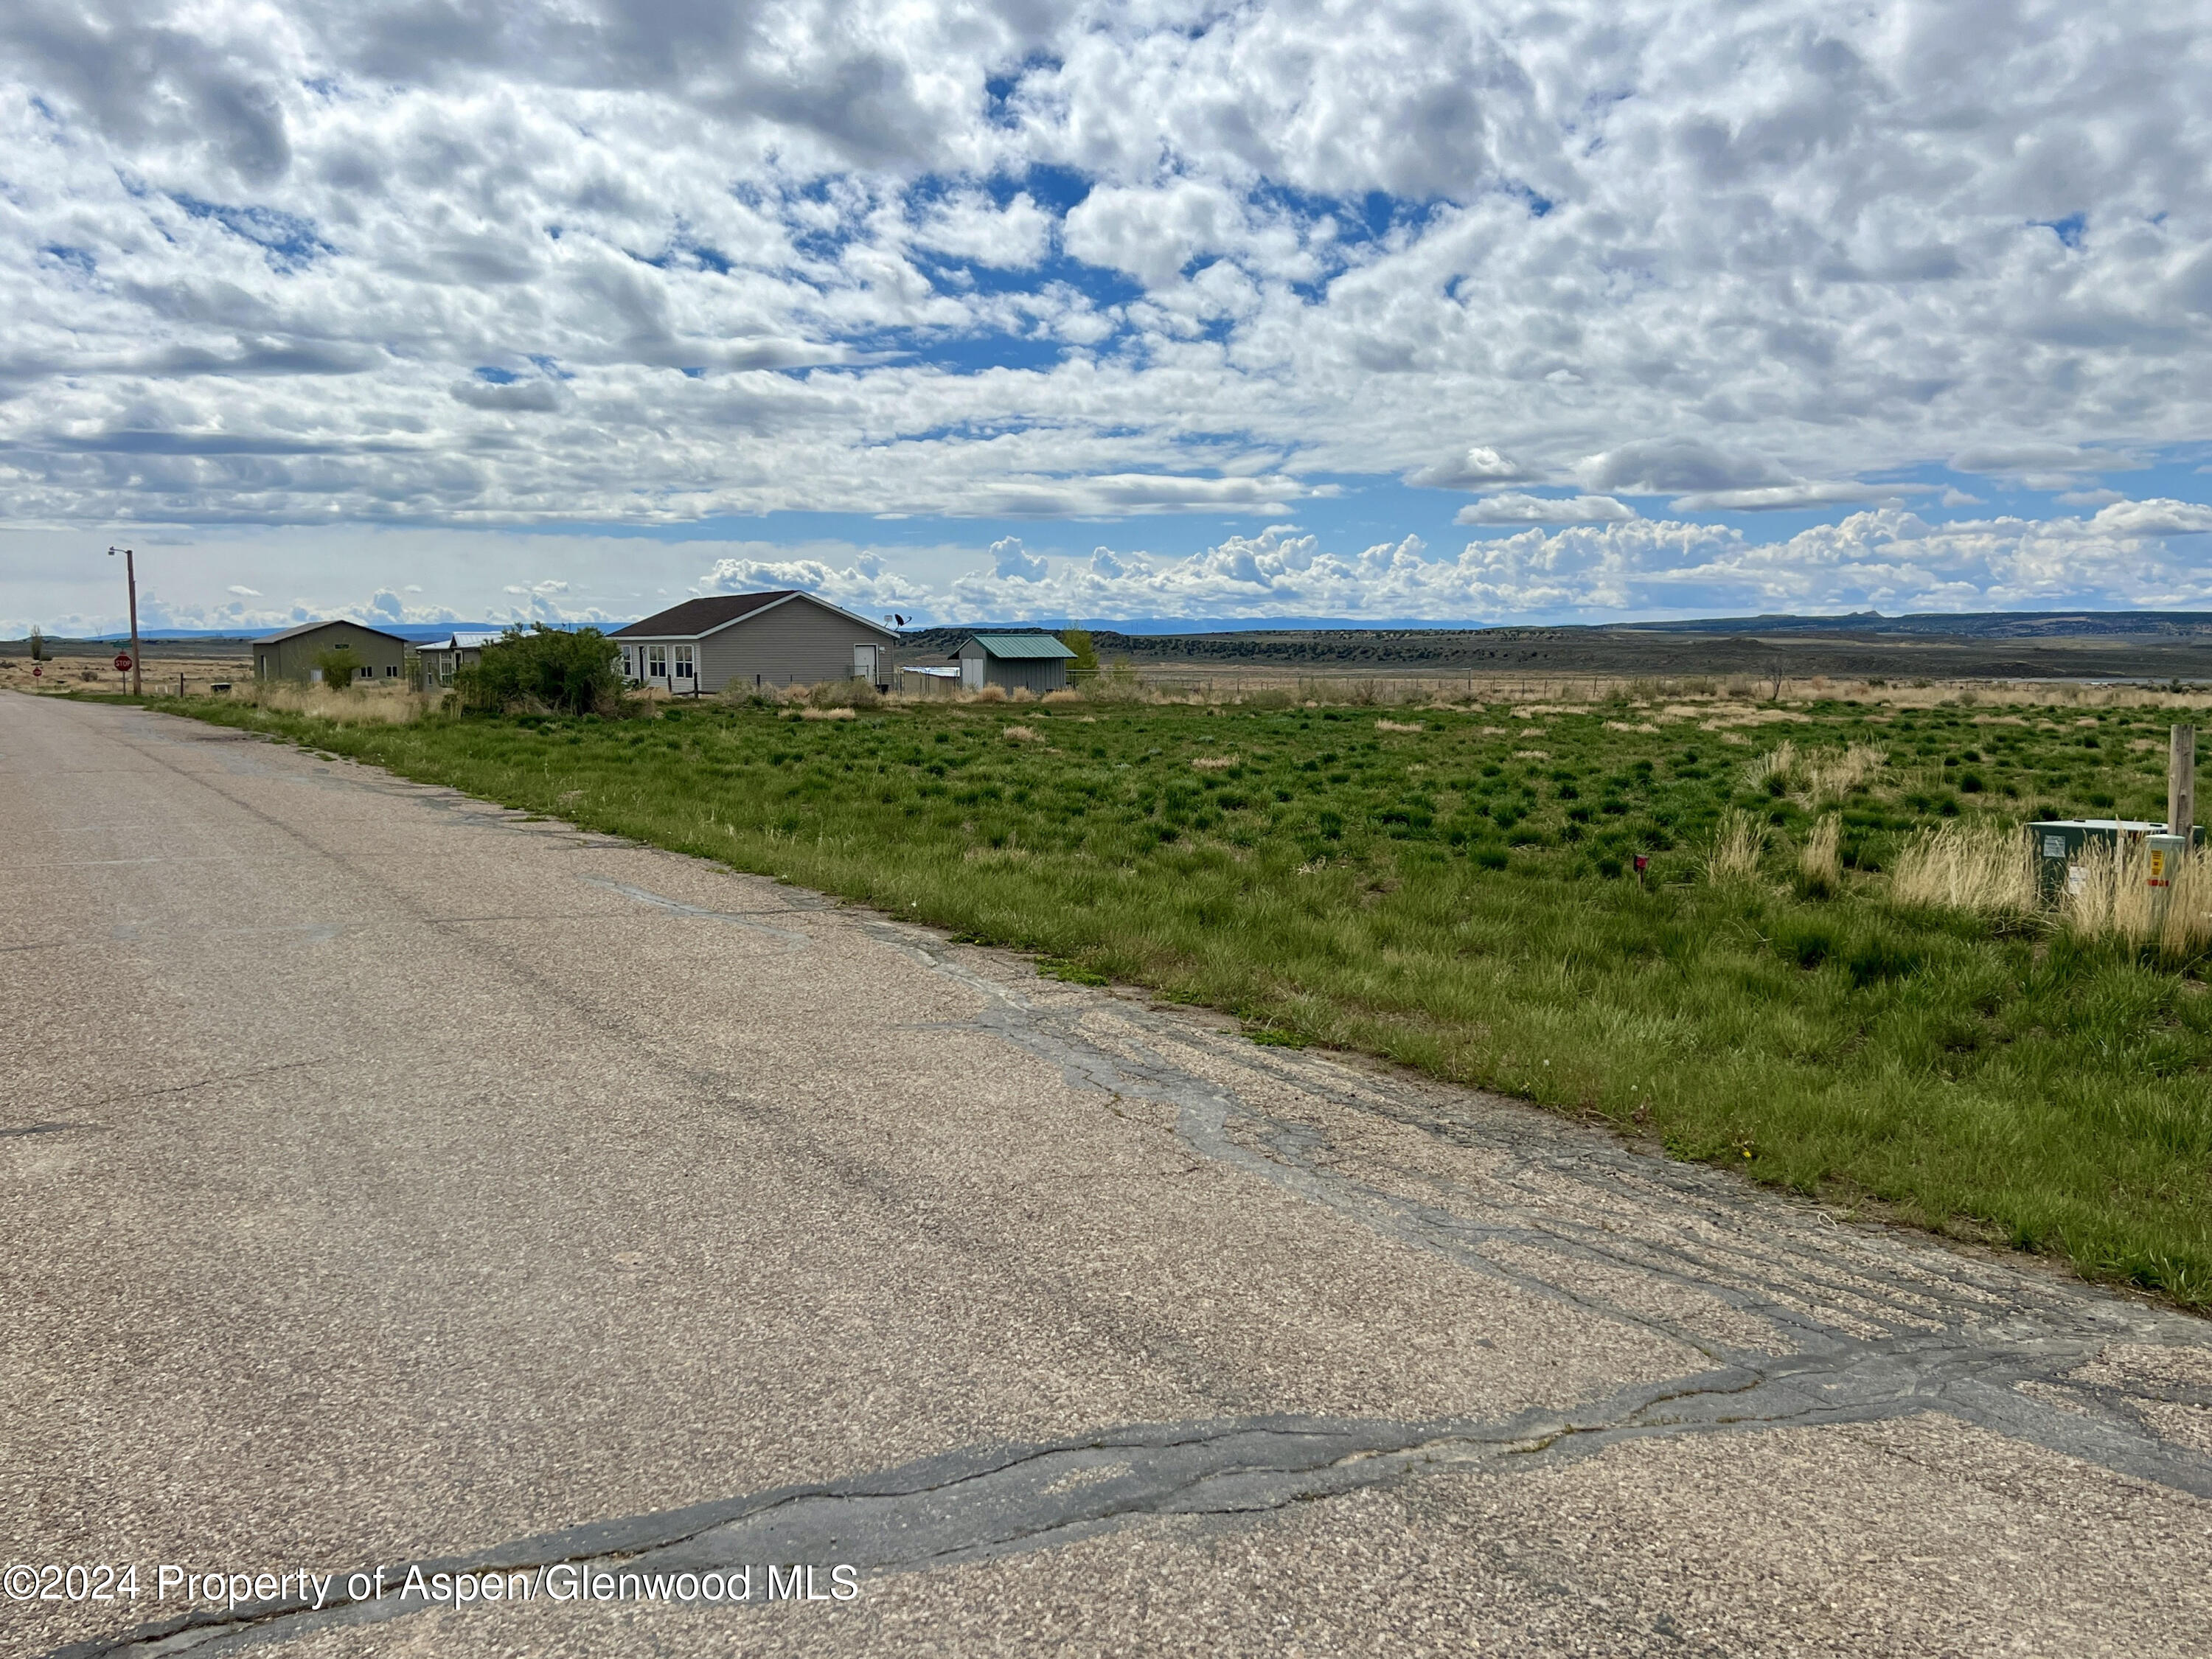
xmin=953 ymin=631 xmax=1077 ymax=693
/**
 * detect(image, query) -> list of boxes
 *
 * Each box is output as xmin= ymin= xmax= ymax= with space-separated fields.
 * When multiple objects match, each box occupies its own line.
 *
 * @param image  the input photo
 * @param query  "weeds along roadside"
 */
xmin=114 ymin=678 xmax=2212 ymax=1309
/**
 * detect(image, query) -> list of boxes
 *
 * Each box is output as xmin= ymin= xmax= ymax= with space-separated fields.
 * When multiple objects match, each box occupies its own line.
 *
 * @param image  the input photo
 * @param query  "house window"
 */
xmin=385 ymin=664 xmax=398 ymax=677
xmin=674 ymin=644 xmax=695 ymax=680
xmin=622 ymin=647 xmax=636 ymax=679
xmin=647 ymin=644 xmax=668 ymax=678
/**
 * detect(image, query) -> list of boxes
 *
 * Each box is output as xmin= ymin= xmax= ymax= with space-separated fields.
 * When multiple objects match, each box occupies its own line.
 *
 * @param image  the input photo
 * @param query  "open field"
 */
xmin=0 ymin=640 xmax=250 ymax=697
xmin=100 ymin=679 xmax=2212 ymax=1307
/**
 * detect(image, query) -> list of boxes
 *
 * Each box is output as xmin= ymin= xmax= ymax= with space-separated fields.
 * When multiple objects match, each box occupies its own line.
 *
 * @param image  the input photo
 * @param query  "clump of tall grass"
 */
xmin=1801 ymin=743 xmax=1885 ymax=804
xmin=805 ymin=678 xmax=881 ymax=711
xmin=2159 ymin=848 xmax=2212 ymax=961
xmin=1707 ymin=810 xmax=1767 ymax=882
xmin=229 ymin=681 xmax=437 ymax=726
xmin=1796 ymin=814 xmax=1842 ymax=898
xmin=2065 ymin=841 xmax=2212 ymax=961
xmin=1741 ymin=740 xmax=1797 ymax=790
xmin=2064 ymin=839 xmax=2157 ymax=947
xmin=1739 ymin=739 xmax=1884 ymax=804
xmin=1079 ymin=661 xmax=1148 ymax=703
xmin=1890 ymin=821 xmax=2037 ymax=914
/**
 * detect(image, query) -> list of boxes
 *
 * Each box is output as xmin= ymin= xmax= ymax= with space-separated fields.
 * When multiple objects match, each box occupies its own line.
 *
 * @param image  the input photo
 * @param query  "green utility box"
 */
xmin=2028 ymin=818 xmax=2204 ymax=901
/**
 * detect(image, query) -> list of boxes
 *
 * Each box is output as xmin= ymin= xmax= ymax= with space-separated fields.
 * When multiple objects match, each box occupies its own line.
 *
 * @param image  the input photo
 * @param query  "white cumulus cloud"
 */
xmin=1458 ymin=494 xmax=1637 ymax=525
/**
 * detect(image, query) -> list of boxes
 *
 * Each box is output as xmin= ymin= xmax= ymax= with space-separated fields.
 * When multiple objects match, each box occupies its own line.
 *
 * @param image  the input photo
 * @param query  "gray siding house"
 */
xmin=252 ymin=620 xmax=410 ymax=684
xmin=413 ymin=631 xmax=504 ymax=689
xmin=953 ymin=632 xmax=1076 ymax=692
xmin=611 ymin=591 xmax=898 ymax=694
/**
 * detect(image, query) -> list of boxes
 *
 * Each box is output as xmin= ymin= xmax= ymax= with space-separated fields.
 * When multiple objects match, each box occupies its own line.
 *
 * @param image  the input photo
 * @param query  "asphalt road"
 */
xmin=6 ymin=691 xmax=2212 ymax=1658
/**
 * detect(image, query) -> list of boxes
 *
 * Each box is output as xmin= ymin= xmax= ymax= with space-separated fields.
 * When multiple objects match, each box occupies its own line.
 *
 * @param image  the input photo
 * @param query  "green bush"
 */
xmin=312 ymin=645 xmax=362 ymax=686
xmin=457 ymin=625 xmax=625 ymax=715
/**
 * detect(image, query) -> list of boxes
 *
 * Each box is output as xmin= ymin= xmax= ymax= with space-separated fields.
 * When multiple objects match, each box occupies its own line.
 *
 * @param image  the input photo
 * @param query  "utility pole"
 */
xmin=107 ymin=546 xmax=141 ymax=696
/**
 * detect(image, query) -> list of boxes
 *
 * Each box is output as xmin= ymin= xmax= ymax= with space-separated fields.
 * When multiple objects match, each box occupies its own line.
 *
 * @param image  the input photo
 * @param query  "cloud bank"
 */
xmin=2 ymin=1 xmax=2208 ymax=625
xmin=19 ymin=498 xmax=2205 ymax=641
xmin=5 ymin=3 xmax=2211 ymax=524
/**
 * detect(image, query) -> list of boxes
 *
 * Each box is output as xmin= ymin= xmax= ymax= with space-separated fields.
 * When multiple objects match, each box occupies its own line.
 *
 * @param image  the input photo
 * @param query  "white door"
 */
xmin=852 ymin=644 xmax=876 ymax=682
xmin=961 ymin=654 xmax=983 ymax=690
xmin=646 ymin=644 xmax=669 ymax=687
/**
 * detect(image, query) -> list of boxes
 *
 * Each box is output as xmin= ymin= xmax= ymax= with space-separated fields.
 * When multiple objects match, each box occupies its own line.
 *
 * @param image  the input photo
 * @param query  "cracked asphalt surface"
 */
xmin=6 ymin=692 xmax=2212 ymax=1657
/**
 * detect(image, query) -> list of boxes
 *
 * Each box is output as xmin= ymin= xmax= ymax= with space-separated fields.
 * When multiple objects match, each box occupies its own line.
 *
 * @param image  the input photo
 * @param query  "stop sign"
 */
xmin=114 ymin=652 xmax=133 ymax=672
xmin=31 ymin=665 xmax=41 ymax=678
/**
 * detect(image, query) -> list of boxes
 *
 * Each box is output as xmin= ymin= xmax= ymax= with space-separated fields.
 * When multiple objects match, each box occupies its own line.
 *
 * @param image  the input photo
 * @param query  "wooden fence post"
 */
xmin=2171 ymin=725 xmax=2197 ymax=834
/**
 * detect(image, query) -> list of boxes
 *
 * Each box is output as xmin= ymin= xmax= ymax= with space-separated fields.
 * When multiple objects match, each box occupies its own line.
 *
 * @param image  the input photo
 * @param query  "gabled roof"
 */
xmin=959 ymin=631 xmax=1077 ymax=659
xmin=251 ymin=619 xmax=411 ymax=647
xmin=611 ymin=590 xmax=896 ymax=641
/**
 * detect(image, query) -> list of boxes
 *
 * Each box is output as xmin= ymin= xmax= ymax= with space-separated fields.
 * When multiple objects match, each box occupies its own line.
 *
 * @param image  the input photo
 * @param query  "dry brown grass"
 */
xmin=1739 ymin=739 xmax=1886 ymax=807
xmin=229 ymin=682 xmax=437 ymax=726
xmin=1375 ymin=718 xmax=1424 ymax=732
xmin=1798 ymin=814 xmax=1843 ymax=897
xmin=799 ymin=706 xmax=857 ymax=720
xmin=1802 ymin=742 xmax=1887 ymax=804
xmin=1706 ymin=810 xmax=1767 ymax=883
xmin=2064 ymin=839 xmax=2160 ymax=947
xmin=1696 ymin=706 xmax=1815 ymax=729
xmin=1741 ymin=739 xmax=1798 ymax=790
xmin=1190 ymin=753 xmax=1238 ymax=771
xmin=2062 ymin=841 xmax=2212 ymax=961
xmin=1891 ymin=822 xmax=2038 ymax=915
xmin=2158 ymin=848 xmax=2212 ymax=960
xmin=1002 ymin=724 xmax=1042 ymax=742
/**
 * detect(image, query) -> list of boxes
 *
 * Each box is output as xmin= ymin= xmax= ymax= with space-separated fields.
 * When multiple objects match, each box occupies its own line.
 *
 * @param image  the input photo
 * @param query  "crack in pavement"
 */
xmin=53 ymin=1333 xmax=2211 ymax=1658
xmin=851 ymin=922 xmax=2212 ymax=1495
xmin=13 ymin=1368 xmax=2036 ymax=1658
xmin=577 ymin=874 xmax=815 ymax=948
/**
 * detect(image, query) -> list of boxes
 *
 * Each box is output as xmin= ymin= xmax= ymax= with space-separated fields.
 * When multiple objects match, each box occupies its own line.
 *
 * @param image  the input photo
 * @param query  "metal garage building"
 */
xmin=251 ymin=620 xmax=410 ymax=684
xmin=611 ymin=591 xmax=898 ymax=695
xmin=953 ymin=632 xmax=1077 ymax=692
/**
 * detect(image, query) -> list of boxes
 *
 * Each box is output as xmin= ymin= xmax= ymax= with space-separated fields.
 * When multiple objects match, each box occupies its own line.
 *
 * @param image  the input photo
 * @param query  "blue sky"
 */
xmin=4 ymin=1 xmax=2211 ymax=636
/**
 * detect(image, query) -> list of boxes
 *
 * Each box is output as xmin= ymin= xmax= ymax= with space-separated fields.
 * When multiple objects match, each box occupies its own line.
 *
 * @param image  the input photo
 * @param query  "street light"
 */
xmin=107 ymin=546 xmax=141 ymax=696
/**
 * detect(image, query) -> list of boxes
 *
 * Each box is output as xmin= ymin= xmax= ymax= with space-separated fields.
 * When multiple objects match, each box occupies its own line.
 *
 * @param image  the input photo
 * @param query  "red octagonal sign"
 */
xmin=114 ymin=653 xmax=133 ymax=672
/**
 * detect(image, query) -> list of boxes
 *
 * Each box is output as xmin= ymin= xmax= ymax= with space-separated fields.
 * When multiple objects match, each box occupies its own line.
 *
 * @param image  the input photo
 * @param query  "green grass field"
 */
xmin=144 ymin=686 xmax=2212 ymax=1304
